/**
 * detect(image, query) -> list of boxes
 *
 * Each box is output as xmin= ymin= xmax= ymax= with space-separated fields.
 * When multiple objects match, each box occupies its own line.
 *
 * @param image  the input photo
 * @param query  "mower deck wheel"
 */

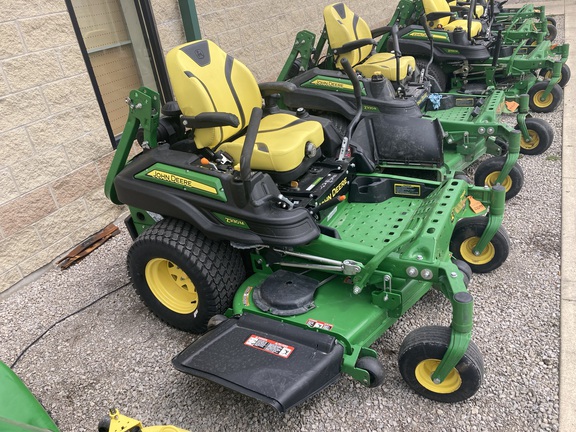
xmin=528 ymin=81 xmax=563 ymax=113
xmin=450 ymin=215 xmax=510 ymax=273
xmin=356 ymin=356 xmax=385 ymax=388
xmin=398 ymin=326 xmax=483 ymax=403
xmin=452 ymin=258 xmax=473 ymax=287
xmin=547 ymin=17 xmax=557 ymax=27
xmin=538 ymin=63 xmax=571 ymax=89
xmin=515 ymin=117 xmax=554 ymax=155
xmin=127 ymin=218 xmax=246 ymax=333
xmin=473 ymin=156 xmax=524 ymax=200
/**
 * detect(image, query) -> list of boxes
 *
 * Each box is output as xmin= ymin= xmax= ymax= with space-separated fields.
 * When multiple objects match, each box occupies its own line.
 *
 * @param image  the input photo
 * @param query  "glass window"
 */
xmin=67 ymin=0 xmax=168 ymax=141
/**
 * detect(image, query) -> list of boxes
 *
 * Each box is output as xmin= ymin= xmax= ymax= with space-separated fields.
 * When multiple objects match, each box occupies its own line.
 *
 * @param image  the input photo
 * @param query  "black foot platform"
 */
xmin=172 ymin=313 xmax=344 ymax=412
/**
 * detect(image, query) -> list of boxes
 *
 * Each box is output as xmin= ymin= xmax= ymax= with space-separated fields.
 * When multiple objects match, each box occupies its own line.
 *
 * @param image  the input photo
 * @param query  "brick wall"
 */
xmin=0 ymin=0 xmax=125 ymax=292
xmin=192 ymin=0 xmax=397 ymax=82
xmin=0 ymin=0 xmax=397 ymax=293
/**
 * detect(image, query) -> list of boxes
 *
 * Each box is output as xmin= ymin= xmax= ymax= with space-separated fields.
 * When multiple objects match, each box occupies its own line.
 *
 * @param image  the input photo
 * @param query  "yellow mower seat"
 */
xmin=448 ymin=0 xmax=485 ymax=18
xmin=220 ymin=114 xmax=323 ymax=172
xmin=165 ymin=39 xmax=323 ymax=175
xmin=323 ymin=3 xmax=416 ymax=81
xmin=423 ymin=0 xmax=483 ymax=36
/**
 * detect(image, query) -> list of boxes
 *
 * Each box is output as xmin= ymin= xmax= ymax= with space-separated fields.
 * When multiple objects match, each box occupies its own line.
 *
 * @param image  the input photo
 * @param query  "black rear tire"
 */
xmin=416 ymin=58 xmax=447 ymax=92
xmin=127 ymin=218 xmax=246 ymax=333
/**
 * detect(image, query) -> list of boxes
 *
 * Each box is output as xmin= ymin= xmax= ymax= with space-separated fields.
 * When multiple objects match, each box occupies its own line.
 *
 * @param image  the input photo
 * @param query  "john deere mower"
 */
xmin=377 ymin=0 xmax=570 ymax=112
xmin=105 ymin=39 xmax=511 ymax=411
xmin=473 ymin=0 xmax=559 ymax=39
xmin=278 ymin=3 xmax=554 ymax=198
xmin=416 ymin=0 xmax=556 ymax=43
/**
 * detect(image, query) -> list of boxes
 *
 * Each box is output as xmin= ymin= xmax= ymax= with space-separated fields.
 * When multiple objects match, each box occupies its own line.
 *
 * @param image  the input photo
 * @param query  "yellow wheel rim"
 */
xmin=520 ymin=130 xmax=540 ymax=151
xmin=415 ymin=359 xmax=462 ymax=394
xmin=532 ymin=90 xmax=553 ymax=108
xmin=460 ymin=237 xmax=495 ymax=265
xmin=145 ymin=258 xmax=199 ymax=314
xmin=543 ymin=70 xmax=562 ymax=83
xmin=484 ymin=171 xmax=512 ymax=192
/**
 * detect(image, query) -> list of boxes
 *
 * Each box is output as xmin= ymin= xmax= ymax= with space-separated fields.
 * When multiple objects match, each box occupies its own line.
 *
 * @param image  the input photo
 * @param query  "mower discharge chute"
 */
xmin=105 ymin=39 xmax=511 ymax=411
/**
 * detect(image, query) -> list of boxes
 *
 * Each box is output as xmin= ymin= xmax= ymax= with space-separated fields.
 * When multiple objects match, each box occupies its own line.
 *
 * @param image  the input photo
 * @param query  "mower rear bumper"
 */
xmin=173 ymin=313 xmax=344 ymax=412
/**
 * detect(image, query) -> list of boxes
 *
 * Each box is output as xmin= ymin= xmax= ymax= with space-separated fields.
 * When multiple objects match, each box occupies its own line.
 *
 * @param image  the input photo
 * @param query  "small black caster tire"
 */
xmin=515 ymin=117 xmax=554 ymax=155
xmin=398 ymin=326 xmax=483 ymax=403
xmin=473 ymin=156 xmax=524 ymax=200
xmin=452 ymin=258 xmax=473 ymax=287
xmin=356 ymin=356 xmax=385 ymax=388
xmin=545 ymin=23 xmax=557 ymax=41
xmin=538 ymin=63 xmax=571 ymax=88
xmin=450 ymin=215 xmax=510 ymax=273
xmin=207 ymin=314 xmax=228 ymax=331
xmin=528 ymin=81 xmax=563 ymax=113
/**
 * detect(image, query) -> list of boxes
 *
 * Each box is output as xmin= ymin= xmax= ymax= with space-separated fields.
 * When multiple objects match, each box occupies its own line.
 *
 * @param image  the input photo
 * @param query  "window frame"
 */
xmin=65 ymin=0 xmax=173 ymax=148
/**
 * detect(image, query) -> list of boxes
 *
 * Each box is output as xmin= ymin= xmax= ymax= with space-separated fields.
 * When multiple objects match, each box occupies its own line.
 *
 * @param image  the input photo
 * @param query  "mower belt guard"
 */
xmin=172 ymin=313 xmax=344 ymax=412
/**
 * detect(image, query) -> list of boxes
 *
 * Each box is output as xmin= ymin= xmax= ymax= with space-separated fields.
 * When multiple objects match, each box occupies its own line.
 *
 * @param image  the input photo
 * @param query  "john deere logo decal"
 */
xmin=312 ymin=78 xmax=354 ymax=91
xmin=136 ymin=163 xmax=227 ymax=201
xmin=146 ymin=169 xmax=217 ymax=194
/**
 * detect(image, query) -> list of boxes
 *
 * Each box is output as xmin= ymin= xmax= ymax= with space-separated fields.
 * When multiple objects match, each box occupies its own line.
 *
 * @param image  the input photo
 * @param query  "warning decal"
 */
xmin=244 ymin=335 xmax=294 ymax=358
xmin=306 ymin=319 xmax=334 ymax=331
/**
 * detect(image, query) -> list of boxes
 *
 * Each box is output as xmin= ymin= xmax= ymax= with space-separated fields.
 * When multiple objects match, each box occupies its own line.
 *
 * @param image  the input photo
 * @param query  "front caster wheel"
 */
xmin=538 ymin=63 xmax=571 ymax=88
xmin=545 ymin=23 xmax=557 ymax=41
xmin=450 ymin=216 xmax=510 ymax=273
xmin=127 ymin=218 xmax=246 ymax=333
xmin=528 ymin=81 xmax=563 ymax=113
xmin=474 ymin=156 xmax=524 ymax=200
xmin=515 ymin=117 xmax=554 ymax=155
xmin=356 ymin=356 xmax=385 ymax=388
xmin=398 ymin=326 xmax=483 ymax=403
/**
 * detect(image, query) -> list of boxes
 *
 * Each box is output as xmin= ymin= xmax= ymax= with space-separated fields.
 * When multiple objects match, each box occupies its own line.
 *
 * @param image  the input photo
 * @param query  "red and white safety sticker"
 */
xmin=306 ymin=318 xmax=334 ymax=331
xmin=244 ymin=335 xmax=294 ymax=358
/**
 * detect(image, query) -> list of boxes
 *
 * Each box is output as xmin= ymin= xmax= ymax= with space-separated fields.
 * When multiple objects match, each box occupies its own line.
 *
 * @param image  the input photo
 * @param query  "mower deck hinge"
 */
xmin=383 ymin=274 xmax=392 ymax=301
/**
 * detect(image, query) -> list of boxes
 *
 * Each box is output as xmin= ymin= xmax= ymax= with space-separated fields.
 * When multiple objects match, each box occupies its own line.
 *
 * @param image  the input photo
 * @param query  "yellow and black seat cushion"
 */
xmin=423 ymin=0 xmax=483 ymax=36
xmin=323 ymin=3 xmax=416 ymax=81
xmin=165 ymin=39 xmax=323 ymax=177
xmin=448 ymin=0 xmax=485 ymax=18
